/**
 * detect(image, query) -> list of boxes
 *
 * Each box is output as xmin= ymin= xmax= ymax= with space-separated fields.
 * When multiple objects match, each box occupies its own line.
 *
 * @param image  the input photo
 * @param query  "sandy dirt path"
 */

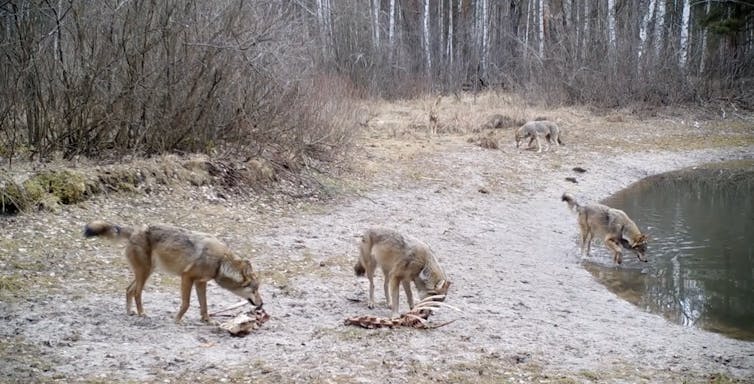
xmin=1 ymin=130 xmax=753 ymax=383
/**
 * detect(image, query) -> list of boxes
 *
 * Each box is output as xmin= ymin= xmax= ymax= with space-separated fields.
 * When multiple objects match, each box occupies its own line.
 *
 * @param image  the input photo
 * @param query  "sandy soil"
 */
xmin=1 ymin=102 xmax=754 ymax=383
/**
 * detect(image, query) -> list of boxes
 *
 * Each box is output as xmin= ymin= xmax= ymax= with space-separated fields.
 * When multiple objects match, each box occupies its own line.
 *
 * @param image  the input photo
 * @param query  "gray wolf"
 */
xmin=354 ymin=227 xmax=450 ymax=317
xmin=561 ymin=193 xmax=648 ymax=264
xmin=482 ymin=114 xmax=514 ymax=130
xmin=515 ymin=120 xmax=563 ymax=152
xmin=84 ymin=221 xmax=263 ymax=323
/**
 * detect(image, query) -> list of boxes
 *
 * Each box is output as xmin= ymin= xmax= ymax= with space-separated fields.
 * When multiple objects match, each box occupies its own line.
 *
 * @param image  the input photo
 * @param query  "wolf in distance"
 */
xmin=354 ymin=227 xmax=450 ymax=317
xmin=84 ymin=221 xmax=263 ymax=323
xmin=515 ymin=120 xmax=563 ymax=152
xmin=561 ymin=193 xmax=648 ymax=264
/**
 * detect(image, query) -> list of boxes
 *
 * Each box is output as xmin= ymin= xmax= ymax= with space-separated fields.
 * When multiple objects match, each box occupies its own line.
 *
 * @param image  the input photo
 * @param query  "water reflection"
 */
xmin=584 ymin=160 xmax=754 ymax=341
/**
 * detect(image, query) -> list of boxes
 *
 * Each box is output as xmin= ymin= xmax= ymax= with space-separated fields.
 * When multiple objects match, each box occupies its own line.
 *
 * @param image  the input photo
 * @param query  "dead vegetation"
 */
xmin=3 ymin=92 xmax=752 ymax=218
xmin=0 ymin=93 xmax=753 ymax=383
xmin=0 ymin=155 xmax=282 ymax=215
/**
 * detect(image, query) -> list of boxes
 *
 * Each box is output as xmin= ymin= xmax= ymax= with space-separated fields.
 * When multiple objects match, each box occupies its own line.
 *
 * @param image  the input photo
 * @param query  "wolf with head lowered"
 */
xmin=561 ymin=193 xmax=648 ymax=264
xmin=84 ymin=221 xmax=263 ymax=323
xmin=515 ymin=120 xmax=563 ymax=153
xmin=354 ymin=227 xmax=451 ymax=317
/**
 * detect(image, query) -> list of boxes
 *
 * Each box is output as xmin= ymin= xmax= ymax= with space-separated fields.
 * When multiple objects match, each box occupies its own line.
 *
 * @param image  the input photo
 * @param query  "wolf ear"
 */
xmin=419 ymin=265 xmax=430 ymax=281
xmin=241 ymin=260 xmax=256 ymax=283
xmin=242 ymin=259 xmax=255 ymax=274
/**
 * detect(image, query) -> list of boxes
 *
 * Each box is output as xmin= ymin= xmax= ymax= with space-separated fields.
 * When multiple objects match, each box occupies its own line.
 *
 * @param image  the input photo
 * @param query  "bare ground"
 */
xmin=1 ymin=99 xmax=754 ymax=383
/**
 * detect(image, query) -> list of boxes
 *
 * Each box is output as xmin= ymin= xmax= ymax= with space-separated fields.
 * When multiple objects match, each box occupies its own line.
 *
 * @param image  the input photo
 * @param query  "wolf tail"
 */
xmin=84 ymin=220 xmax=133 ymax=241
xmin=561 ymin=193 xmax=580 ymax=212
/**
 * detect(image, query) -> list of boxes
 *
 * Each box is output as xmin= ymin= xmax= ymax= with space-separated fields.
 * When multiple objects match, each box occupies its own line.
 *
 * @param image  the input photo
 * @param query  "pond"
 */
xmin=583 ymin=160 xmax=754 ymax=341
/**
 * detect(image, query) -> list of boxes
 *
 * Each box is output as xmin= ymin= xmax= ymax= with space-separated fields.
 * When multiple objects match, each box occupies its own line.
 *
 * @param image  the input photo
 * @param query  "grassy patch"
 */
xmin=0 ymin=270 xmax=61 ymax=300
xmin=0 ymin=274 xmax=24 ymax=294
xmin=579 ymin=369 xmax=602 ymax=382
xmin=703 ymin=373 xmax=747 ymax=384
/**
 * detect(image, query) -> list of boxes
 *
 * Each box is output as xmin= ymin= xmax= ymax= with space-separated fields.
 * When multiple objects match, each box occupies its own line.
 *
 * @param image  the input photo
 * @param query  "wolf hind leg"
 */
xmin=580 ymin=234 xmax=591 ymax=257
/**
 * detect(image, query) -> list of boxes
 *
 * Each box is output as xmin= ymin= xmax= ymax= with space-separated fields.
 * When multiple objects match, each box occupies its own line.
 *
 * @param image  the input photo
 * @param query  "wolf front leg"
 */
xmin=388 ymin=275 xmax=403 ymax=317
xmin=194 ymin=280 xmax=210 ymax=322
xmin=366 ymin=267 xmax=376 ymax=309
xmin=579 ymin=229 xmax=589 ymax=256
xmin=604 ymin=237 xmax=624 ymax=265
xmin=403 ymin=280 xmax=414 ymax=309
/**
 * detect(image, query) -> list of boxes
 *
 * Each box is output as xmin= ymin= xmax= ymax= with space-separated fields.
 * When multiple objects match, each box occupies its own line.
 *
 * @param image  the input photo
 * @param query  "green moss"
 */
xmin=21 ymin=179 xmax=45 ymax=202
xmin=1 ymin=181 xmax=24 ymax=213
xmin=98 ymin=170 xmax=137 ymax=191
xmin=34 ymin=170 xmax=88 ymax=204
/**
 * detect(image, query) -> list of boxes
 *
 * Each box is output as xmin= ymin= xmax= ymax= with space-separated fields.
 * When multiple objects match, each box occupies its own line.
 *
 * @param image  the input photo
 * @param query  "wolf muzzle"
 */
xmin=248 ymin=298 xmax=263 ymax=309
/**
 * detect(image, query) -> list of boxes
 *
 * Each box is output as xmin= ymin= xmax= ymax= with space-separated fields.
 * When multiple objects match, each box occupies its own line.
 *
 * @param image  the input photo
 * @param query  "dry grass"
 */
xmin=1 ymin=91 xmax=752 ymax=384
xmin=363 ymin=92 xmax=753 ymax=152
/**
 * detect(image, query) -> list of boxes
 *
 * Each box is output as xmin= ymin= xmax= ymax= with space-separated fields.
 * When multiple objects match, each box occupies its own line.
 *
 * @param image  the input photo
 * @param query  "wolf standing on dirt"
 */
xmin=515 ymin=120 xmax=563 ymax=153
xmin=354 ymin=227 xmax=451 ymax=317
xmin=561 ymin=193 xmax=648 ymax=264
xmin=84 ymin=221 xmax=263 ymax=323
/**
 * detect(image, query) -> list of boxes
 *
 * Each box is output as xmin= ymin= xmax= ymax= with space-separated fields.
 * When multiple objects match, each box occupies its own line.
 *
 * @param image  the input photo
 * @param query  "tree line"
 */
xmin=1 ymin=0 xmax=751 ymax=162
xmin=331 ymin=0 xmax=752 ymax=103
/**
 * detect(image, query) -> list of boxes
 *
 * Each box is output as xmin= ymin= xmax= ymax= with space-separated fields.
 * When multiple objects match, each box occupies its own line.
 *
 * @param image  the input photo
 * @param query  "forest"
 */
xmin=1 ymin=0 xmax=752 ymax=162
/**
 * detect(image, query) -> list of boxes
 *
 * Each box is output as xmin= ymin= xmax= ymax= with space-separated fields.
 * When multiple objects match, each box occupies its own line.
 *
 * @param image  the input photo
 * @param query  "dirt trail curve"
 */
xmin=1 ymin=134 xmax=753 ymax=383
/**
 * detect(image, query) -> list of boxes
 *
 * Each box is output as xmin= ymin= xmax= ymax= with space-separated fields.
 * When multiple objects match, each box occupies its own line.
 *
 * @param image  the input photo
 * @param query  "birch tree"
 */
xmin=388 ymin=0 xmax=396 ymax=49
xmin=423 ymin=0 xmax=431 ymax=75
xmin=371 ymin=0 xmax=381 ymax=48
xmin=446 ymin=0 xmax=454 ymax=65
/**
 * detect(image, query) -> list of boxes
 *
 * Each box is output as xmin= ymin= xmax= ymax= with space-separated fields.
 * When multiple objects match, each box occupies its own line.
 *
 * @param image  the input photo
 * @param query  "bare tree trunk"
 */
xmin=698 ymin=0 xmax=711 ymax=74
xmin=641 ymin=0 xmax=662 ymax=75
xmin=607 ymin=0 xmax=615 ymax=58
xmin=525 ymin=0 xmax=532 ymax=63
xmin=679 ymin=0 xmax=690 ymax=68
xmin=438 ymin=0 xmax=444 ymax=64
xmin=423 ymin=0 xmax=431 ymax=76
xmin=371 ymin=0 xmax=381 ymax=48
xmin=388 ymin=0 xmax=395 ymax=48
xmin=481 ymin=0 xmax=489 ymax=78
xmin=538 ymin=0 xmax=544 ymax=57
xmin=316 ymin=0 xmax=331 ymax=58
xmin=446 ymin=0 xmax=454 ymax=66
xmin=582 ymin=0 xmax=589 ymax=62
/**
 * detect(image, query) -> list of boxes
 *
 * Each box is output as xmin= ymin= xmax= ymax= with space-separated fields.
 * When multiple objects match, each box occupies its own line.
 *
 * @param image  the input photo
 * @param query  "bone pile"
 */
xmin=344 ymin=295 xmax=458 ymax=329
xmin=216 ymin=305 xmax=270 ymax=336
